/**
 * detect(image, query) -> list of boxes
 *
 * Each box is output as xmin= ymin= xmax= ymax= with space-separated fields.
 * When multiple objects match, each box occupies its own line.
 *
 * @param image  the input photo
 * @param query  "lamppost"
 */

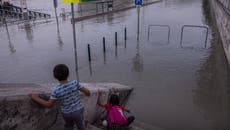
xmin=53 ymin=0 xmax=59 ymax=33
xmin=71 ymin=3 xmax=79 ymax=81
xmin=135 ymin=0 xmax=142 ymax=41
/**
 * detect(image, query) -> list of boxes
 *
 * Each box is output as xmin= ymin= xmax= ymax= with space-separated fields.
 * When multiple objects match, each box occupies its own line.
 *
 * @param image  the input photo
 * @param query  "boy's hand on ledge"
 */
xmin=28 ymin=93 xmax=57 ymax=108
xmin=28 ymin=93 xmax=39 ymax=100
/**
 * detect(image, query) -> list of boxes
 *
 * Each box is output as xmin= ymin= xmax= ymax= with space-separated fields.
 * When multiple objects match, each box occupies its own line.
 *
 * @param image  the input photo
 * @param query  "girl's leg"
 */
xmin=126 ymin=116 xmax=135 ymax=126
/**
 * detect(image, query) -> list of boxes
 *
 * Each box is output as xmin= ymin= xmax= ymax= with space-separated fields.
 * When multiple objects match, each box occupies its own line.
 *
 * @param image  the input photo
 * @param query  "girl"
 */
xmin=97 ymin=91 xmax=135 ymax=129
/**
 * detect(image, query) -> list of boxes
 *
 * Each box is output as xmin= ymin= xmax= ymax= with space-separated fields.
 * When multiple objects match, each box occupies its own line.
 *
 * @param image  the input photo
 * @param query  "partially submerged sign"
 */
xmin=135 ymin=0 xmax=142 ymax=5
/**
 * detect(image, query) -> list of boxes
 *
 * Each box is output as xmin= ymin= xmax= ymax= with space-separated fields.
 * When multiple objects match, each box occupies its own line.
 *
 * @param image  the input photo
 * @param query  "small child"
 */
xmin=97 ymin=91 xmax=135 ymax=129
xmin=29 ymin=64 xmax=90 ymax=130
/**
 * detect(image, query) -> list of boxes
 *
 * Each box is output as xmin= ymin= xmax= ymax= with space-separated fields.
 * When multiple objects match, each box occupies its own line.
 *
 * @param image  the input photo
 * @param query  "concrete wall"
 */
xmin=0 ymin=83 xmax=133 ymax=130
xmin=210 ymin=0 xmax=230 ymax=67
xmin=217 ymin=0 xmax=230 ymax=9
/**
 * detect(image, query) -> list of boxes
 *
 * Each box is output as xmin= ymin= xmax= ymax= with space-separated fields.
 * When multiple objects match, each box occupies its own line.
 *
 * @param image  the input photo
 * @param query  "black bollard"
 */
xmin=103 ymin=37 xmax=106 ymax=52
xmin=87 ymin=44 xmax=91 ymax=62
xmin=124 ymin=27 xmax=127 ymax=40
xmin=115 ymin=32 xmax=117 ymax=46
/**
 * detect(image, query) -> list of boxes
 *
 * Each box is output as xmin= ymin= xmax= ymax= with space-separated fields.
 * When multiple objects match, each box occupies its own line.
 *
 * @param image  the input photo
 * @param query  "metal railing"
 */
xmin=148 ymin=24 xmax=171 ymax=44
xmin=180 ymin=25 xmax=209 ymax=48
xmin=96 ymin=0 xmax=113 ymax=13
xmin=0 ymin=5 xmax=51 ymax=20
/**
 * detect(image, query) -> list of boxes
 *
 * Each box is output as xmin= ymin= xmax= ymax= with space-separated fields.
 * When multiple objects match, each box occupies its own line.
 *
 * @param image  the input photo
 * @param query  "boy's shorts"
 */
xmin=62 ymin=108 xmax=85 ymax=130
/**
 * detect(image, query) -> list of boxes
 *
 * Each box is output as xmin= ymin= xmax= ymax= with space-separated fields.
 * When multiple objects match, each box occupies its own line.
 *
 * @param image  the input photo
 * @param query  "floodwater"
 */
xmin=1 ymin=0 xmax=230 ymax=129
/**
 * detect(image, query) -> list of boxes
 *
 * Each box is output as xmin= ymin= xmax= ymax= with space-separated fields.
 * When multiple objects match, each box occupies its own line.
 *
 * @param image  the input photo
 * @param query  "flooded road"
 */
xmin=0 ymin=0 xmax=230 ymax=129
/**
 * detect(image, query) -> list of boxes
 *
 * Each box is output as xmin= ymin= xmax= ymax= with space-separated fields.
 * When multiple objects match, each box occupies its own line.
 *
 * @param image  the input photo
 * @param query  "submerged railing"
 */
xmin=180 ymin=25 xmax=209 ymax=48
xmin=147 ymin=24 xmax=171 ymax=44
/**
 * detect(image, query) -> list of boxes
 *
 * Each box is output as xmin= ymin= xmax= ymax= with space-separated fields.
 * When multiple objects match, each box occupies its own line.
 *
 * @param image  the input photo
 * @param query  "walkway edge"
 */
xmin=74 ymin=0 xmax=163 ymax=22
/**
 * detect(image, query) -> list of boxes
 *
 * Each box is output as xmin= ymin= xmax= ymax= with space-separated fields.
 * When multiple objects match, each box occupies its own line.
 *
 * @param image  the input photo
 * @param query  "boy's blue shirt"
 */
xmin=50 ymin=80 xmax=83 ymax=113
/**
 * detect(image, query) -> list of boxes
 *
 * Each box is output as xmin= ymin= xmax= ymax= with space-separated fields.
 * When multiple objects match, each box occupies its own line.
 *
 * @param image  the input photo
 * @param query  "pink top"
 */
xmin=104 ymin=104 xmax=128 ymax=125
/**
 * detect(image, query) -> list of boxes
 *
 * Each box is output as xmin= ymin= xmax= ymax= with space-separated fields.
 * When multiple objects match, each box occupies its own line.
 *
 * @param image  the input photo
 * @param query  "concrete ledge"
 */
xmin=0 ymin=83 xmax=133 ymax=130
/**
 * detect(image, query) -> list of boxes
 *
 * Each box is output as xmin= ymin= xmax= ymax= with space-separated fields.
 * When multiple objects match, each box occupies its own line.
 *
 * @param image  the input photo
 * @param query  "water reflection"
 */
xmin=103 ymin=52 xmax=106 ymax=65
xmin=74 ymin=52 xmax=80 ymax=81
xmin=74 ymin=46 xmax=80 ymax=80
xmin=57 ymin=31 xmax=64 ymax=51
xmin=115 ymin=46 xmax=118 ymax=59
xmin=80 ymin=21 xmax=84 ymax=32
xmin=88 ymin=61 xmax=92 ymax=76
xmin=5 ymin=24 xmax=16 ymax=54
xmin=56 ymin=24 xmax=64 ymax=51
xmin=96 ymin=15 xmax=105 ymax=23
xmin=24 ymin=24 xmax=34 ymax=43
xmin=132 ymin=40 xmax=143 ymax=72
xmin=107 ymin=13 xmax=114 ymax=25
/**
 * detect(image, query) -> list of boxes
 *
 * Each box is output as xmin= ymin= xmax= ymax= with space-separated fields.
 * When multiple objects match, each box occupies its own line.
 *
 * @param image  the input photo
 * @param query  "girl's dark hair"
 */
xmin=53 ymin=64 xmax=69 ymax=81
xmin=109 ymin=94 xmax=120 ymax=106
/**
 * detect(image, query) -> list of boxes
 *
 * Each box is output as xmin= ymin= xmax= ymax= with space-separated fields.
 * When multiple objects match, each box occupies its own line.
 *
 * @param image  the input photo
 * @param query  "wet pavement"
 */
xmin=0 ymin=0 xmax=230 ymax=129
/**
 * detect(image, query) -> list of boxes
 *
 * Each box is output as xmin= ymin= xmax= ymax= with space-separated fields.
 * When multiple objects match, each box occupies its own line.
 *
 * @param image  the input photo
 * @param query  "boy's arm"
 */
xmin=79 ymin=87 xmax=91 ymax=96
xmin=29 ymin=93 xmax=57 ymax=108
xmin=97 ymin=91 xmax=105 ymax=107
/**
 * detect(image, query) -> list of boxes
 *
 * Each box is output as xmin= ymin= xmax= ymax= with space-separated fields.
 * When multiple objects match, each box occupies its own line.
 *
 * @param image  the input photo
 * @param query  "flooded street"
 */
xmin=0 ymin=0 xmax=230 ymax=129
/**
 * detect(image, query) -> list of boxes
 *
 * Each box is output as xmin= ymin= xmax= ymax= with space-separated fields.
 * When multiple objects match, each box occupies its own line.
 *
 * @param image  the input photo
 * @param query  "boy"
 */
xmin=29 ymin=64 xmax=90 ymax=130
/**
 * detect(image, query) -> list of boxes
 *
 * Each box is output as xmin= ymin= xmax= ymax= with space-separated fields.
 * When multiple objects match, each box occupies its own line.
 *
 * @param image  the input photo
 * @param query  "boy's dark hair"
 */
xmin=109 ymin=94 xmax=120 ymax=106
xmin=53 ymin=64 xmax=69 ymax=81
